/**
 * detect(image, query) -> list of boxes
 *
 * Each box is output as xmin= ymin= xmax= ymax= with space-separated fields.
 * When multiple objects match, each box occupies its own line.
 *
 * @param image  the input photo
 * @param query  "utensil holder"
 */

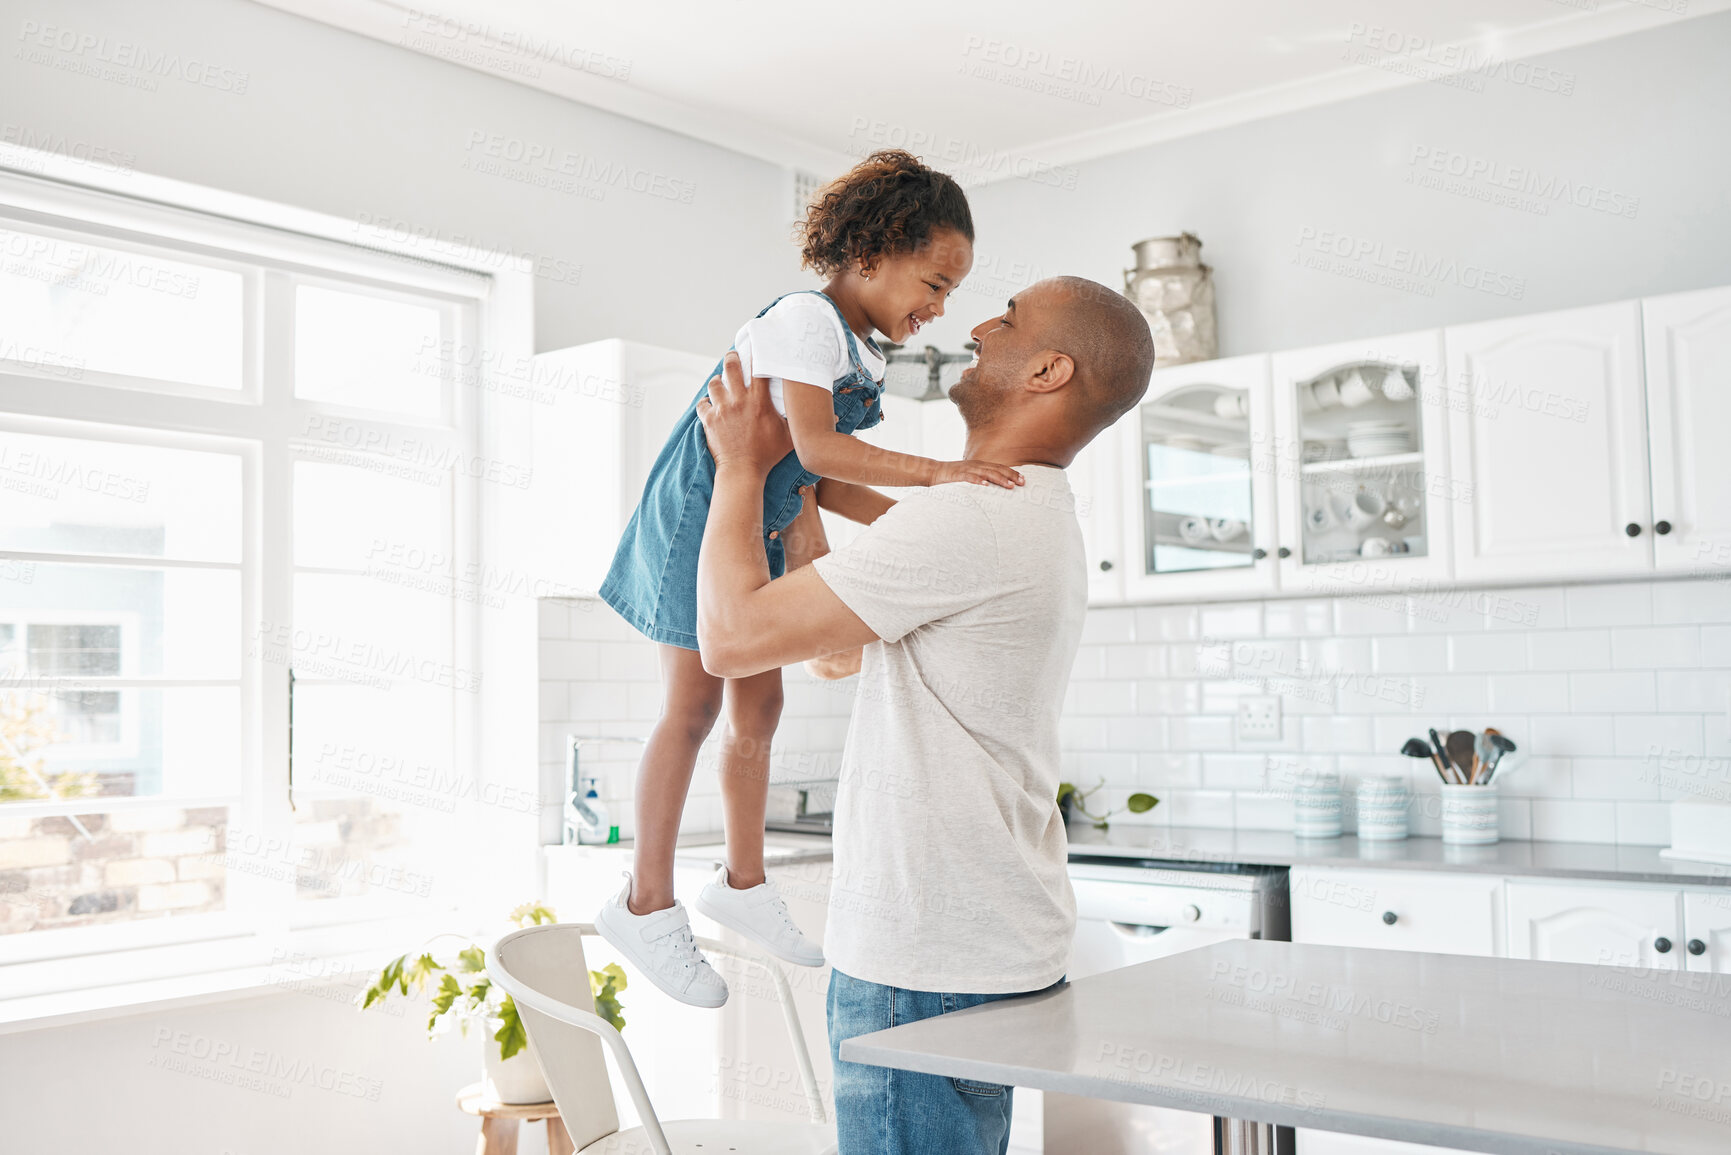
xmin=1441 ymin=782 xmax=1499 ymax=845
xmin=1294 ymin=774 xmax=1343 ymax=839
xmin=1356 ymin=775 xmax=1410 ymax=841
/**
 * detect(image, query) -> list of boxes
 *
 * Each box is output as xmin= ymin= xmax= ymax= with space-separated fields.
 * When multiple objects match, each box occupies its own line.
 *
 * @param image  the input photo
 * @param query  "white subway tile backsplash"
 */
xmin=1488 ymin=673 xmax=1571 ymax=714
xmin=1612 ymin=626 xmax=1701 ymax=669
xmin=541 ymin=574 xmax=1724 ymax=851
xmin=1449 ymin=633 xmax=1527 ymax=673
xmin=1613 ymin=714 xmax=1704 ymax=757
xmin=1527 ymin=629 xmax=1612 ymax=670
xmin=1569 ymin=671 xmax=1658 ymax=714
xmin=1532 ymin=800 xmax=1617 ymax=843
xmin=1566 ymin=583 xmax=1652 ymax=628
xmin=1134 ymin=605 xmax=1199 ymax=642
xmin=1652 ymin=579 xmax=1731 ymax=625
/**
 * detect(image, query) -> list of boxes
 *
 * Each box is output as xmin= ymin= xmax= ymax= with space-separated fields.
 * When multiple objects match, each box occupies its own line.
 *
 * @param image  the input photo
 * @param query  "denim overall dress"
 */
xmin=598 ymin=291 xmax=884 ymax=651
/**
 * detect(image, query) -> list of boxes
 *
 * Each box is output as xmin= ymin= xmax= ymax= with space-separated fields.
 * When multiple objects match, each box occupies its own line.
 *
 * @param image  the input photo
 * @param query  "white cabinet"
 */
xmin=1118 ymin=354 xmax=1282 ymax=601
xmin=1642 ymin=286 xmax=1731 ymax=573
xmin=1504 ymin=879 xmax=1681 ymax=969
xmin=1072 ymin=407 xmax=1130 ymax=604
xmin=529 ymin=339 xmax=714 ymax=596
xmin=1271 ymin=330 xmax=1453 ymax=592
xmin=1443 ymin=302 xmax=1653 ymax=582
xmin=1683 ymin=891 xmax=1731 ymax=973
xmin=1290 ymin=867 xmax=1500 ymax=957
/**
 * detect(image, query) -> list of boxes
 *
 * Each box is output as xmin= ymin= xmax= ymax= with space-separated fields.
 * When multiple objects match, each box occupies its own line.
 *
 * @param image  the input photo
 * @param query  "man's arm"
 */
xmin=696 ymin=353 xmax=880 ymax=679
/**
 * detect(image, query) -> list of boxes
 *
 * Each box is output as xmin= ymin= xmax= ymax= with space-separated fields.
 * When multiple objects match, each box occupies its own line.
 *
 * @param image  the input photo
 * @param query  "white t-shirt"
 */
xmin=810 ymin=466 xmax=1086 ymax=994
xmin=734 ymin=293 xmax=886 ymax=417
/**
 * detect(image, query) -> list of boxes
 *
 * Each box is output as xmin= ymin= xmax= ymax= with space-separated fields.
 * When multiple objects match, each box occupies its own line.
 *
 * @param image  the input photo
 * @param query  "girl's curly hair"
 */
xmin=797 ymin=150 xmax=974 ymax=276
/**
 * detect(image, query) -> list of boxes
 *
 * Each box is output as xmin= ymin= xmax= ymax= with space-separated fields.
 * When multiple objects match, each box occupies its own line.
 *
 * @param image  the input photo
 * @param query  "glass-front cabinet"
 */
xmin=1119 ymin=354 xmax=1280 ymax=601
xmin=1271 ymin=331 xmax=1454 ymax=590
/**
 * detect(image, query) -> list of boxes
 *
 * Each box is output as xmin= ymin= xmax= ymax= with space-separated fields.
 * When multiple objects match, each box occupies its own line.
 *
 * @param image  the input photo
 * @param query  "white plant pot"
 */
xmin=482 ymin=1033 xmax=551 ymax=1105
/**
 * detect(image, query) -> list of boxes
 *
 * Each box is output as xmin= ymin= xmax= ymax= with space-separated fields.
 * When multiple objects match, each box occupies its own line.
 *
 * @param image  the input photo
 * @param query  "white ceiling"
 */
xmin=260 ymin=0 xmax=1726 ymax=182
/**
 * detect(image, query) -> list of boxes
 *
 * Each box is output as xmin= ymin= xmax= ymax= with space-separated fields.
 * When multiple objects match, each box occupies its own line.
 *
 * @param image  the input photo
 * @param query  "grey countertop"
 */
xmin=841 ymin=939 xmax=1731 ymax=1155
xmin=1065 ymin=824 xmax=1731 ymax=887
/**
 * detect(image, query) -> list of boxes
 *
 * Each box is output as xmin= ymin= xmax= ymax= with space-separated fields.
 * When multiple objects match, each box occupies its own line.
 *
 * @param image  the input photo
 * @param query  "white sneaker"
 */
xmin=594 ymin=873 xmax=728 ymax=1009
xmin=694 ymin=865 xmax=826 ymax=968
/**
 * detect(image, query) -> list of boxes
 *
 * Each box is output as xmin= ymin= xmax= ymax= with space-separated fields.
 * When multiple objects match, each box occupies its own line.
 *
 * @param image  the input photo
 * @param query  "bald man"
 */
xmin=693 ymin=277 xmax=1155 ymax=1155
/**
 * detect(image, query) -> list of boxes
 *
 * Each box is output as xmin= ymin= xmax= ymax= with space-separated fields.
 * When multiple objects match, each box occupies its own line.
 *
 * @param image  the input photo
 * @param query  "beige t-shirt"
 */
xmin=811 ymin=465 xmax=1085 ymax=993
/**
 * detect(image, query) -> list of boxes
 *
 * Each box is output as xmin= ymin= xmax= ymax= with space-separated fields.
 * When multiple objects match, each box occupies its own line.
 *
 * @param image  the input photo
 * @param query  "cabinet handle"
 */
xmin=1625 ymin=523 xmax=1642 ymax=537
xmin=1278 ymin=547 xmax=1292 ymax=559
xmin=1381 ymin=911 xmax=1398 ymax=926
xmin=1688 ymin=939 xmax=1706 ymax=956
xmin=1252 ymin=548 xmax=1267 ymax=560
xmin=1098 ymin=559 xmax=1114 ymax=572
xmin=1655 ymin=520 xmax=1673 ymax=536
xmin=1654 ymin=937 xmax=1672 ymax=954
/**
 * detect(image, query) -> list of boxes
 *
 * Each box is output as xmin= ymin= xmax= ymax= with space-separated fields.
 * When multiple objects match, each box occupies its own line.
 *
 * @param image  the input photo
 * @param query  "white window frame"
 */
xmin=0 ymin=154 xmax=538 ymax=1011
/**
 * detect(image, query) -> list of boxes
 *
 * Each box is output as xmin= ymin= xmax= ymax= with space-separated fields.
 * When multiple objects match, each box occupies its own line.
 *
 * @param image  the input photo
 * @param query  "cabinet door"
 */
xmin=1683 ymin=891 xmax=1731 ymax=973
xmin=1444 ymin=302 xmax=1652 ymax=581
xmin=1272 ymin=330 xmax=1452 ymax=593
xmin=1505 ymin=880 xmax=1680 ymax=968
xmin=1118 ymin=354 xmax=1280 ymax=602
xmin=1071 ymin=408 xmax=1127 ymax=605
xmin=1642 ymin=286 xmax=1731 ymax=573
xmin=1290 ymin=867 xmax=1500 ymax=957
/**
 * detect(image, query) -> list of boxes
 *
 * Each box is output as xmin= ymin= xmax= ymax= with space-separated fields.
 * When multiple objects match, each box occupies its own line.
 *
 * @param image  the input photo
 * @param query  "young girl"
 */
xmin=594 ymin=150 xmax=1022 ymax=1007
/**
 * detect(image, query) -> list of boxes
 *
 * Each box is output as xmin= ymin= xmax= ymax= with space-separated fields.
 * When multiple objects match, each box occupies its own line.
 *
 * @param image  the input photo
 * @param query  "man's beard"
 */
xmin=950 ymin=366 xmax=1004 ymax=427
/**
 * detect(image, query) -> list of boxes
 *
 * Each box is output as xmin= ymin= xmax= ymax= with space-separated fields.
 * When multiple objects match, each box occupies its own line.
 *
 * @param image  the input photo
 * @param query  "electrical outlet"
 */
xmin=1237 ymin=695 xmax=1281 ymax=742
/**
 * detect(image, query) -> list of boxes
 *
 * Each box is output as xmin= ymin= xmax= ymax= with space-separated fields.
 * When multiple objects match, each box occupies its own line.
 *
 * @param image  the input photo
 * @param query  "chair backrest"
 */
xmin=491 ymin=924 xmax=621 ymax=1150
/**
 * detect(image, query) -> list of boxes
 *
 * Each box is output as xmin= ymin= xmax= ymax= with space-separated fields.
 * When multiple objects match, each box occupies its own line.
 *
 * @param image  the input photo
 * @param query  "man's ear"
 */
xmin=1027 ymin=351 xmax=1075 ymax=394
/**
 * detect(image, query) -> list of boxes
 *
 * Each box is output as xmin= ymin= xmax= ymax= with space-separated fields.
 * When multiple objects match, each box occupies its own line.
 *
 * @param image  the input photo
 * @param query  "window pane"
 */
xmin=0 ymin=687 xmax=240 ymax=801
xmin=295 ymin=285 xmax=443 ymax=418
xmin=0 ymin=225 xmax=243 ymax=389
xmin=293 ymin=459 xmax=450 ymax=570
xmin=0 ymin=804 xmax=230 ymax=934
xmin=290 ymin=683 xmax=453 ymax=907
xmin=290 ymin=574 xmax=454 ymax=687
xmin=0 ymin=563 xmax=240 ymax=678
xmin=0 ymin=430 xmax=241 ymax=562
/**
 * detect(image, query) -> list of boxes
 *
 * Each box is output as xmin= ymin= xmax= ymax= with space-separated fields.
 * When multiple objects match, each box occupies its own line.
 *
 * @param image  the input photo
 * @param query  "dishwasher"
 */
xmin=1010 ymin=857 xmax=1292 ymax=1155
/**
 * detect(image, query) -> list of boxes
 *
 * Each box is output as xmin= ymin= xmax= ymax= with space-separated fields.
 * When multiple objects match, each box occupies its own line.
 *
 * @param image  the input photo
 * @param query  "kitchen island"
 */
xmin=840 ymin=939 xmax=1731 ymax=1155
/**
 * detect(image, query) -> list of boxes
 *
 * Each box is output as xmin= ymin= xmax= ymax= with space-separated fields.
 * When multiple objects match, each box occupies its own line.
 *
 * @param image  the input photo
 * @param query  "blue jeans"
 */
xmin=827 ymin=968 xmax=1065 ymax=1155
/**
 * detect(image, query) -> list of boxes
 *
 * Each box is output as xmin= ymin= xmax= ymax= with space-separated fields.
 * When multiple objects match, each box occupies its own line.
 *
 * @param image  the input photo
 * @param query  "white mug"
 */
xmin=1312 ymin=376 xmax=1342 ymax=408
xmin=1380 ymin=367 xmax=1416 ymax=401
xmin=1339 ymin=369 xmax=1375 ymax=408
xmin=1347 ymin=489 xmax=1386 ymax=530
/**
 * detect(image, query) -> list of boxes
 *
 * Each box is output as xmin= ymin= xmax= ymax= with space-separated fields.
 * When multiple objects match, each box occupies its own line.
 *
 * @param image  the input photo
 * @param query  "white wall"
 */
xmin=921 ymin=11 xmax=1731 ymax=358
xmin=0 ymin=0 xmax=803 ymax=356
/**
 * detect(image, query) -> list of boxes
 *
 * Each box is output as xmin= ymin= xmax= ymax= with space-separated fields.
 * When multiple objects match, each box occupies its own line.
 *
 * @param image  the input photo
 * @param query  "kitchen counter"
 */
xmin=841 ymin=939 xmax=1731 ymax=1155
xmin=1064 ymin=823 xmax=1731 ymax=887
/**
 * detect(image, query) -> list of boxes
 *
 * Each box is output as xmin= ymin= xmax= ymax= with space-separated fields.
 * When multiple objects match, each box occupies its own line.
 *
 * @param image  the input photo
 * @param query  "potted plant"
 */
xmin=1058 ymin=779 xmax=1158 ymax=830
xmin=359 ymin=901 xmax=626 ymax=1104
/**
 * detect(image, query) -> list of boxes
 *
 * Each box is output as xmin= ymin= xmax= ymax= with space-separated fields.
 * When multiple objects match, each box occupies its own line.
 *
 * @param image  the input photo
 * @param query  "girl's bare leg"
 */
xmin=718 ymin=667 xmax=783 ymax=889
xmin=629 ymin=644 xmax=724 ymax=914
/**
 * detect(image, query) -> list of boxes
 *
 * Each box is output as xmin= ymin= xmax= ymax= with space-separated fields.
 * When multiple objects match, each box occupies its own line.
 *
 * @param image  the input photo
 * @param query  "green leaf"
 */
xmin=428 ymin=971 xmax=463 ymax=1032
xmin=1056 ymin=782 xmax=1076 ymax=807
xmin=466 ymin=979 xmax=491 ymax=1004
xmin=1126 ymin=793 xmax=1159 ymax=813
xmin=494 ymin=996 xmax=528 ymax=1061
xmin=362 ymin=954 xmax=406 ymax=1007
xmin=509 ymin=901 xmax=557 ymax=927
xmin=590 ymin=966 xmax=626 ymax=1034
xmin=456 ymin=945 xmax=487 ymax=973
xmin=404 ymin=952 xmax=444 ymax=991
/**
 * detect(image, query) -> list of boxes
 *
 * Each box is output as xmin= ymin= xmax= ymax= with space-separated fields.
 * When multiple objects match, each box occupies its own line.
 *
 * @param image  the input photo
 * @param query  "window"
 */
xmin=0 ymin=167 xmax=514 ymax=998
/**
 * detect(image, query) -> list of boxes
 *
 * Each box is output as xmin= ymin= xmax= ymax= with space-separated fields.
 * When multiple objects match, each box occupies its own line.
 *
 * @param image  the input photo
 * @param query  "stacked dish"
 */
xmin=1346 ymin=421 xmax=1412 ymax=458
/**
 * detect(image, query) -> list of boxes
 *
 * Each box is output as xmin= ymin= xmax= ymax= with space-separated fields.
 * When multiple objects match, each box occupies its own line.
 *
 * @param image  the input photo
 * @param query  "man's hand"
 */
xmin=697 ymin=351 xmax=793 ymax=475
